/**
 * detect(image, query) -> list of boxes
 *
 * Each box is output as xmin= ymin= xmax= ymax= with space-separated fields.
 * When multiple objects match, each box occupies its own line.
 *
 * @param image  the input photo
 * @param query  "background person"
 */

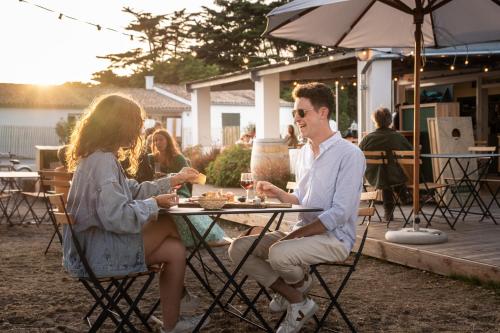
xmin=359 ymin=107 xmax=412 ymax=222
xmin=148 ymin=129 xmax=225 ymax=247
xmin=64 ymin=94 xmax=203 ymax=333
xmin=284 ymin=124 xmax=299 ymax=147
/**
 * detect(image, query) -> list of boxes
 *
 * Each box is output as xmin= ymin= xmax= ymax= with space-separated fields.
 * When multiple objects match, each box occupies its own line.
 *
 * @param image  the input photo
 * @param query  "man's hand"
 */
xmin=154 ymin=193 xmax=179 ymax=208
xmin=255 ymin=181 xmax=282 ymax=199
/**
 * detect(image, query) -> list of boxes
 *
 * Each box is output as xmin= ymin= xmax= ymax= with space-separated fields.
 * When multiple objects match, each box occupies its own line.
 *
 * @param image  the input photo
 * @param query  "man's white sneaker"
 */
xmin=276 ymin=298 xmax=318 ymax=333
xmin=160 ymin=314 xmax=209 ymax=333
xmin=269 ymin=274 xmax=314 ymax=312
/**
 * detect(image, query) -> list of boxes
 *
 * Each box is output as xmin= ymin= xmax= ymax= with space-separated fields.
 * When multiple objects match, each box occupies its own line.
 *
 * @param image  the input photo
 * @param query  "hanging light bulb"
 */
xmin=340 ymin=85 xmax=345 ymax=90
xmin=284 ymin=59 xmax=290 ymax=65
xmin=464 ymin=58 xmax=469 ymax=65
xmin=293 ymin=81 xmax=298 ymax=86
xmin=450 ymin=65 xmax=455 ymax=71
xmin=484 ymin=66 xmax=489 ymax=72
xmin=329 ymin=55 xmax=334 ymax=61
xmin=335 ymin=80 xmax=339 ymax=85
xmin=420 ymin=67 xmax=424 ymax=72
xmin=353 ymin=82 xmax=357 ymax=86
xmin=394 ymin=77 xmax=399 ymax=82
xmin=243 ymin=57 xmax=249 ymax=64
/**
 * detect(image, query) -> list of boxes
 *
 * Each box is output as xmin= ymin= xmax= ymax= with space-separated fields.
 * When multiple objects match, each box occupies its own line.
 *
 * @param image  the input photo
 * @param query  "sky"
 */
xmin=0 ymin=0 xmax=213 ymax=85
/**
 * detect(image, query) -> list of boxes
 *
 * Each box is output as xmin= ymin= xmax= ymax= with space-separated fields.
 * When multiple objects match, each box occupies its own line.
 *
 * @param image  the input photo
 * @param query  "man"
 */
xmin=228 ymin=82 xmax=365 ymax=333
xmin=359 ymin=107 xmax=412 ymax=222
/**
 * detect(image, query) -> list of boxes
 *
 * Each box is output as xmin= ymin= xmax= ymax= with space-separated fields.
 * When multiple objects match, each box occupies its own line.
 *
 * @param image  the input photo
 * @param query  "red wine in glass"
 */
xmin=240 ymin=173 xmax=253 ymax=202
xmin=240 ymin=180 xmax=254 ymax=190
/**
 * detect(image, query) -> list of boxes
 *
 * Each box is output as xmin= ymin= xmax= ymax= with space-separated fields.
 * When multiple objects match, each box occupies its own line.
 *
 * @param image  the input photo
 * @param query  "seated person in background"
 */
xmin=236 ymin=133 xmax=252 ymax=145
xmin=359 ymin=107 xmax=412 ymax=222
xmin=64 ymin=94 xmax=204 ymax=333
xmin=228 ymin=82 xmax=365 ymax=333
xmin=148 ymin=129 xmax=225 ymax=247
xmin=284 ymin=124 xmax=299 ymax=147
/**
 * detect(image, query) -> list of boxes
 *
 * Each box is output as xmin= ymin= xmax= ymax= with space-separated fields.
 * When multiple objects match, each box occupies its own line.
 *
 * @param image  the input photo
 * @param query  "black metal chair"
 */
xmin=307 ymin=207 xmax=373 ymax=333
xmin=47 ymin=194 xmax=160 ymax=332
xmin=38 ymin=170 xmax=73 ymax=254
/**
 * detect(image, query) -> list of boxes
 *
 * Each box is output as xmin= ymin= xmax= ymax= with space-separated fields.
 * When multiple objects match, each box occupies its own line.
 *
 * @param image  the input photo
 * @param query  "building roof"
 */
xmin=156 ymin=84 xmax=293 ymax=107
xmin=0 ymin=83 xmax=189 ymax=113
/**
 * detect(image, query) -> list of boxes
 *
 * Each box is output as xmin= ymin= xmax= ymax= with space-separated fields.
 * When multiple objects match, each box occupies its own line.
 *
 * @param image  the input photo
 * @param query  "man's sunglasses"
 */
xmin=292 ymin=108 xmax=312 ymax=118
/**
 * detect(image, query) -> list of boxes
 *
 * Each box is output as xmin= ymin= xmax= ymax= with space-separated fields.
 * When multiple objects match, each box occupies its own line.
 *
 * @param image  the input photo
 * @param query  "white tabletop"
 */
xmin=0 ymin=171 xmax=39 ymax=178
xmin=421 ymin=153 xmax=500 ymax=159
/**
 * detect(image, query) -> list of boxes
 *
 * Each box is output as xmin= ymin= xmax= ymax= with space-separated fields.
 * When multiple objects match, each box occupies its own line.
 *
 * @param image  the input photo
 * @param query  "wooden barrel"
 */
xmin=251 ymin=139 xmax=290 ymax=186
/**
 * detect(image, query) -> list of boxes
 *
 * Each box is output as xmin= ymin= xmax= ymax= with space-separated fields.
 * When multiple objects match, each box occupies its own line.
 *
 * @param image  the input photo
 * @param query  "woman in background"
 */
xmin=284 ymin=124 xmax=299 ymax=147
xmin=149 ymin=129 xmax=226 ymax=247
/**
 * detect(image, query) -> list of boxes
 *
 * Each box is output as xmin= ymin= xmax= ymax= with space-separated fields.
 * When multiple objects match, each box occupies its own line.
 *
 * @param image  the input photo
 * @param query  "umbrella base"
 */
xmin=385 ymin=228 xmax=448 ymax=245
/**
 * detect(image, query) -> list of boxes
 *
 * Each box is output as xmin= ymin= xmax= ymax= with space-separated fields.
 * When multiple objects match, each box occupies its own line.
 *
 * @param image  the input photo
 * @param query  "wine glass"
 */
xmin=240 ymin=173 xmax=254 ymax=202
xmin=168 ymin=173 xmax=183 ymax=194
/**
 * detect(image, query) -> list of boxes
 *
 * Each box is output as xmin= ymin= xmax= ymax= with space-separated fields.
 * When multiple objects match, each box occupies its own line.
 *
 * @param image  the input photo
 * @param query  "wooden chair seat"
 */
xmin=407 ymin=183 xmax=448 ymax=190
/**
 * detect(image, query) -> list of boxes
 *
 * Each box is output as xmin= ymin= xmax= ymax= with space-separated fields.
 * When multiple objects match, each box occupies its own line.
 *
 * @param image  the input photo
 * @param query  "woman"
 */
xmin=284 ymin=124 xmax=299 ymax=147
xmin=148 ymin=129 xmax=225 ymax=247
xmin=64 ymin=94 xmax=202 ymax=333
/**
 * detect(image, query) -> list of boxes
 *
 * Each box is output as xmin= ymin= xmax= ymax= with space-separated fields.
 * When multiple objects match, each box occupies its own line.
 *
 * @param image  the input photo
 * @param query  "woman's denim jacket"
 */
xmin=63 ymin=151 xmax=171 ymax=278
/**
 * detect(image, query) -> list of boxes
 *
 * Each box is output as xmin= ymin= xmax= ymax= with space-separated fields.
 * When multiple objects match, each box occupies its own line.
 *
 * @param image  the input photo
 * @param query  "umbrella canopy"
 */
xmin=264 ymin=0 xmax=500 ymax=224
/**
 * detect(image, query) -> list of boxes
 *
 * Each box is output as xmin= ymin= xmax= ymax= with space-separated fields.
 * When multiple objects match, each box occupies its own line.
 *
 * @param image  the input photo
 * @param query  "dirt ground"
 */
xmin=1 ymin=203 xmax=499 ymax=333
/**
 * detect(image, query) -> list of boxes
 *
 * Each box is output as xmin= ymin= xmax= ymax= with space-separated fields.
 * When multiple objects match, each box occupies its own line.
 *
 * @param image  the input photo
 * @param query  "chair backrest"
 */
xmin=392 ymin=150 xmax=422 ymax=165
xmin=47 ymin=194 xmax=99 ymax=281
xmin=468 ymin=146 xmax=496 ymax=153
xmin=362 ymin=151 xmax=387 ymax=165
xmin=39 ymin=169 xmax=72 ymax=197
xmin=359 ymin=190 xmax=377 ymax=220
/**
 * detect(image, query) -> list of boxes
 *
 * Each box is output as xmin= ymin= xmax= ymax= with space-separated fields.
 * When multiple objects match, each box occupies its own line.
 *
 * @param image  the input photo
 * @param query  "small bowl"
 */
xmin=198 ymin=198 xmax=226 ymax=210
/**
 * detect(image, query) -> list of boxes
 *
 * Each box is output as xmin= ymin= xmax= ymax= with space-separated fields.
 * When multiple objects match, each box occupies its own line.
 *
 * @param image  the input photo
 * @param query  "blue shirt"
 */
xmin=63 ymin=151 xmax=171 ymax=278
xmin=292 ymin=132 xmax=365 ymax=252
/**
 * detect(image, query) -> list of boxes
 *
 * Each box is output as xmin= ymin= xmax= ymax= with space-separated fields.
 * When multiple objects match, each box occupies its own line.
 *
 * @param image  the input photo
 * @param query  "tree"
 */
xmin=191 ymin=0 xmax=324 ymax=72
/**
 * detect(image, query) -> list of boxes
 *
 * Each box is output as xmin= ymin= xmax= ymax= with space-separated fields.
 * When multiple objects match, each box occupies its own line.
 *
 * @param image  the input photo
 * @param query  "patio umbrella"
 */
xmin=264 ymin=0 xmax=500 ymax=234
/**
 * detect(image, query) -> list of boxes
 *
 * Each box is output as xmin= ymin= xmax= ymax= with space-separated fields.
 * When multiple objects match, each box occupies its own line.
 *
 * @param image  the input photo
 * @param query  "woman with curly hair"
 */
xmin=65 ymin=94 xmax=203 ymax=333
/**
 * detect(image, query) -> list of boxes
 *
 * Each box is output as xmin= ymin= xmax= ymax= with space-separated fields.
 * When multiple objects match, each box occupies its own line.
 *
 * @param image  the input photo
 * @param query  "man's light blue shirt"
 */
xmin=292 ymin=132 xmax=366 ymax=252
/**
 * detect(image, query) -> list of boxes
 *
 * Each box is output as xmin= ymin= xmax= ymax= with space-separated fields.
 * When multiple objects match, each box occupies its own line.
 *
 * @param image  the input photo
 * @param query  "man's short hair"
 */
xmin=292 ymin=82 xmax=334 ymax=119
xmin=372 ymin=107 xmax=392 ymax=128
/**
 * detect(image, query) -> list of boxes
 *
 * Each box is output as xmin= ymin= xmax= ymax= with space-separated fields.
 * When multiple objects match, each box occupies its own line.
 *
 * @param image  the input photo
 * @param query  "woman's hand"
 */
xmin=154 ymin=193 xmax=179 ymax=208
xmin=178 ymin=167 xmax=200 ymax=183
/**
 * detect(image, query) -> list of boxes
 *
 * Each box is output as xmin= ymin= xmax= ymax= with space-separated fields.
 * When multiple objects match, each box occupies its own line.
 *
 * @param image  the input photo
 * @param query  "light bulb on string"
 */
xmin=450 ymin=55 xmax=456 ymax=71
xmin=329 ymin=55 xmax=334 ymax=61
xmin=484 ymin=66 xmax=489 ymax=72
xmin=394 ymin=77 xmax=398 ymax=82
xmin=353 ymin=82 xmax=357 ymax=86
xmin=340 ymin=85 xmax=345 ymax=90
xmin=243 ymin=57 xmax=249 ymax=64
xmin=191 ymin=51 xmax=197 ymax=57
xmin=58 ymin=13 xmax=63 ymax=20
xmin=284 ymin=59 xmax=290 ymax=65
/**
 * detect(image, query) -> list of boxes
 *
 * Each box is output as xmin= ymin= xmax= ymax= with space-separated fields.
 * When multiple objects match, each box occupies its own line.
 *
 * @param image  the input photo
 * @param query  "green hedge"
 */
xmin=206 ymin=145 xmax=251 ymax=187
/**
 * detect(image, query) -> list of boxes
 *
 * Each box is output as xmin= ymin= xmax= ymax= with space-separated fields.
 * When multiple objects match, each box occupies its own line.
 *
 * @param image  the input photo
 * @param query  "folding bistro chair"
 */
xmin=362 ymin=151 xmax=387 ymax=223
xmin=38 ymin=170 xmax=73 ymax=255
xmin=47 ymin=194 xmax=160 ymax=332
xmin=393 ymin=151 xmax=452 ymax=228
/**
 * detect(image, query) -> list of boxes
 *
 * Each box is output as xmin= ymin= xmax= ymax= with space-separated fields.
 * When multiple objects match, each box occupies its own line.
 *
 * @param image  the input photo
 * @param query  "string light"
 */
xmin=352 ymin=82 xmax=357 ymax=86
xmin=328 ymin=55 xmax=334 ymax=61
xmin=340 ymin=85 xmax=345 ymax=90
xmin=293 ymin=81 xmax=298 ymax=86
xmin=450 ymin=55 xmax=456 ymax=71
xmin=191 ymin=51 xmax=197 ymax=57
xmin=484 ymin=66 xmax=489 ymax=72
xmin=18 ymin=0 xmax=140 ymax=41
xmin=420 ymin=67 xmax=424 ymax=72
xmin=394 ymin=77 xmax=398 ymax=82
xmin=284 ymin=59 xmax=290 ymax=65
xmin=243 ymin=57 xmax=249 ymax=64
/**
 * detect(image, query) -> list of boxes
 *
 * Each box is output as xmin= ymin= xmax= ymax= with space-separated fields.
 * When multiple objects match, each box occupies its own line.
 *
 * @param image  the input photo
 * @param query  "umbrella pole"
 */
xmin=412 ymin=9 xmax=423 ymax=230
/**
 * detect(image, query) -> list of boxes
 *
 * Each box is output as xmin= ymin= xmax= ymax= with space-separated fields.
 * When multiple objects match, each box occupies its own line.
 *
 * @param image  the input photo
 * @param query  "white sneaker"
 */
xmin=180 ymin=289 xmax=200 ymax=312
xmin=276 ymin=298 xmax=318 ymax=333
xmin=269 ymin=274 xmax=314 ymax=312
xmin=161 ymin=314 xmax=209 ymax=333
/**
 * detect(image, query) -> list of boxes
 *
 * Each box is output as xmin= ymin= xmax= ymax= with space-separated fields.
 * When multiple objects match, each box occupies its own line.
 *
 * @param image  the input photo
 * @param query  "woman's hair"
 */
xmin=372 ymin=107 xmax=393 ymax=128
xmin=287 ymin=124 xmax=296 ymax=136
xmin=66 ymin=94 xmax=145 ymax=175
xmin=151 ymin=129 xmax=181 ymax=168
xmin=57 ymin=145 xmax=68 ymax=169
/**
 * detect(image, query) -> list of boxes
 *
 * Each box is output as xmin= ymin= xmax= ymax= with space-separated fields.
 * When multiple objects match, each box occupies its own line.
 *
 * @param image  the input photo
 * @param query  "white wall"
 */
xmin=0 ymin=107 xmax=81 ymax=126
xmin=181 ymin=104 xmax=293 ymax=147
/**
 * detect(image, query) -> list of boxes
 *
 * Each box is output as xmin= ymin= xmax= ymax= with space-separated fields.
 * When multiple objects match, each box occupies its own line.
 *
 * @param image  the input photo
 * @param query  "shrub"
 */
xmin=183 ymin=145 xmax=221 ymax=174
xmin=206 ymin=145 xmax=251 ymax=187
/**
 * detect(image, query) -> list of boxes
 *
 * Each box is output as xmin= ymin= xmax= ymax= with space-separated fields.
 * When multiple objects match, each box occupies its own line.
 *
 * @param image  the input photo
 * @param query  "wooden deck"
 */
xmin=358 ymin=217 xmax=500 ymax=283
